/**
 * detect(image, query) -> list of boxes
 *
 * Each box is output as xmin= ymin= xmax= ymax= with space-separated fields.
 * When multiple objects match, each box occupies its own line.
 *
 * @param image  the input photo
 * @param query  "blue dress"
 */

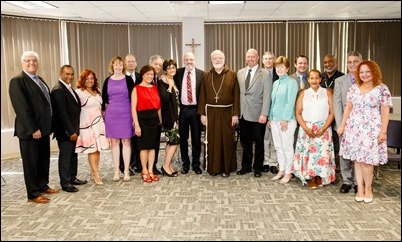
xmin=104 ymin=77 xmax=133 ymax=138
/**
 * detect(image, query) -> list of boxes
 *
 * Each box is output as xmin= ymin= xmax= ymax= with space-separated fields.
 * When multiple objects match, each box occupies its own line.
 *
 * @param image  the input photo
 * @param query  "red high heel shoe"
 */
xmin=141 ymin=172 xmax=152 ymax=183
xmin=148 ymin=173 xmax=159 ymax=181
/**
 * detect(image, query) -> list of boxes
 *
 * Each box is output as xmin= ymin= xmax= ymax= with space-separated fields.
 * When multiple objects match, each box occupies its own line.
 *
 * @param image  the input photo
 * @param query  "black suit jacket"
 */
xmin=51 ymin=81 xmax=81 ymax=141
xmin=174 ymin=67 xmax=205 ymax=104
xmin=9 ymin=71 xmax=52 ymax=139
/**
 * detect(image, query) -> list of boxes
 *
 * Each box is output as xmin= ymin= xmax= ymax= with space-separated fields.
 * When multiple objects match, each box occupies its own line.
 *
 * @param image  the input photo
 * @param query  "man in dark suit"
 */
xmin=51 ymin=65 xmax=87 ymax=193
xmin=119 ymin=53 xmax=142 ymax=175
xmin=9 ymin=51 xmax=60 ymax=203
xmin=174 ymin=52 xmax=205 ymax=174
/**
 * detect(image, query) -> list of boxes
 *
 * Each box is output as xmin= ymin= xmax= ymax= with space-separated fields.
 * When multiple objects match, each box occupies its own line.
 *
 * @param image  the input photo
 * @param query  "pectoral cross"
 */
xmin=214 ymin=96 xmax=219 ymax=103
xmin=185 ymin=38 xmax=201 ymax=53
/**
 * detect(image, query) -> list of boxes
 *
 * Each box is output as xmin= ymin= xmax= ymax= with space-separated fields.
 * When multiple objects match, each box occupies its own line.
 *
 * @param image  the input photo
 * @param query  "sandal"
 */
xmin=148 ymin=173 xmax=159 ymax=181
xmin=141 ymin=172 xmax=152 ymax=183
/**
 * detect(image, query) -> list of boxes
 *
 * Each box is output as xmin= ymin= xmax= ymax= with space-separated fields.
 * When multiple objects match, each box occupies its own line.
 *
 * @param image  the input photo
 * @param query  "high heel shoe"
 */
xmin=161 ymin=166 xmax=177 ymax=177
xmin=92 ymin=172 xmax=103 ymax=185
xmin=112 ymin=171 xmax=120 ymax=182
xmin=141 ymin=172 xmax=152 ymax=183
xmin=279 ymin=173 xmax=292 ymax=184
xmin=123 ymin=171 xmax=130 ymax=182
xmin=148 ymin=173 xmax=159 ymax=181
xmin=271 ymin=171 xmax=285 ymax=181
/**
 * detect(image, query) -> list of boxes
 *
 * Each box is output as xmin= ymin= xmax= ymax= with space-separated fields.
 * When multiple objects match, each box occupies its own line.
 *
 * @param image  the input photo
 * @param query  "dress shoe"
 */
xmin=254 ymin=172 xmax=262 ymax=178
xmin=133 ymin=166 xmax=142 ymax=173
xmin=43 ymin=187 xmax=61 ymax=194
xmin=308 ymin=178 xmax=317 ymax=190
xmin=193 ymin=167 xmax=202 ymax=174
xmin=236 ymin=169 xmax=252 ymax=175
xmin=129 ymin=168 xmax=135 ymax=176
xmin=72 ymin=178 xmax=87 ymax=185
xmin=161 ymin=166 xmax=178 ymax=177
xmin=355 ymin=196 xmax=364 ymax=202
xmin=62 ymin=185 xmax=79 ymax=193
xmin=221 ymin=173 xmax=230 ymax=178
xmin=262 ymin=165 xmax=270 ymax=173
xmin=353 ymin=185 xmax=358 ymax=194
xmin=29 ymin=195 xmax=50 ymax=204
xmin=181 ymin=168 xmax=189 ymax=174
xmin=339 ymin=184 xmax=352 ymax=193
xmin=279 ymin=174 xmax=292 ymax=184
xmin=153 ymin=167 xmax=162 ymax=175
xmin=270 ymin=166 xmax=279 ymax=174
xmin=271 ymin=171 xmax=285 ymax=181
xmin=363 ymin=196 xmax=373 ymax=203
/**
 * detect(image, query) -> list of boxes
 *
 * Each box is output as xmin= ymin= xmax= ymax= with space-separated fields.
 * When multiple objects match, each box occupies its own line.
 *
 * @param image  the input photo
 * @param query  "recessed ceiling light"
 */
xmin=209 ymin=1 xmax=245 ymax=5
xmin=5 ymin=1 xmax=58 ymax=9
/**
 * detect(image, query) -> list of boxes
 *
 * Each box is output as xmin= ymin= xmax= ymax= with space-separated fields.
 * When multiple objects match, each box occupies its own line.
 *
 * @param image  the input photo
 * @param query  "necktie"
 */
xmin=33 ymin=75 xmax=52 ymax=114
xmin=187 ymin=71 xmax=193 ymax=103
xmin=299 ymin=76 xmax=305 ymax=89
xmin=245 ymin=69 xmax=252 ymax=90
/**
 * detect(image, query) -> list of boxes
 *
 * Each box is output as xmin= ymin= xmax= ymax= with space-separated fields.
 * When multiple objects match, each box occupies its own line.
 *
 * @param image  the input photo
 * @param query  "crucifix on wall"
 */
xmin=185 ymin=38 xmax=201 ymax=53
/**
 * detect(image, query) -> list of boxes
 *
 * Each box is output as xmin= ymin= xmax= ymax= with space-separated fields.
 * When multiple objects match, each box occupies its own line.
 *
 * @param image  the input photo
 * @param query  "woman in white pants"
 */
xmin=268 ymin=56 xmax=298 ymax=184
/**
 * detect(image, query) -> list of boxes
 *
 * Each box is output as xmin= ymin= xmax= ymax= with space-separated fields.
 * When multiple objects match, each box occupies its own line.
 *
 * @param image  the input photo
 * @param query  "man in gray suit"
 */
xmin=236 ymin=49 xmax=272 ymax=177
xmin=290 ymin=54 xmax=310 ymax=92
xmin=333 ymin=51 xmax=363 ymax=194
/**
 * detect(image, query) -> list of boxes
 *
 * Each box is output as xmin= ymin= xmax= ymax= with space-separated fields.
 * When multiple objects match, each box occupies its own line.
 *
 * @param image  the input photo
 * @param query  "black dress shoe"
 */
xmin=129 ymin=168 xmax=135 ymax=176
xmin=339 ymin=184 xmax=352 ymax=193
xmin=262 ymin=165 xmax=270 ymax=173
xmin=353 ymin=185 xmax=358 ymax=193
xmin=153 ymin=168 xmax=161 ymax=175
xmin=72 ymin=178 xmax=87 ymax=185
xmin=236 ymin=169 xmax=252 ymax=175
xmin=181 ymin=169 xmax=189 ymax=174
xmin=133 ymin=166 xmax=142 ymax=172
xmin=270 ymin=166 xmax=279 ymax=174
xmin=193 ymin=167 xmax=202 ymax=174
xmin=254 ymin=172 xmax=262 ymax=177
xmin=62 ymin=185 xmax=79 ymax=193
xmin=221 ymin=173 xmax=230 ymax=178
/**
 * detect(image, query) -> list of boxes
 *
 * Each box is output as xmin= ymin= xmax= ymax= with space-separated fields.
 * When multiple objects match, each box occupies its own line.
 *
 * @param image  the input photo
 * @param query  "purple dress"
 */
xmin=104 ymin=77 xmax=133 ymax=138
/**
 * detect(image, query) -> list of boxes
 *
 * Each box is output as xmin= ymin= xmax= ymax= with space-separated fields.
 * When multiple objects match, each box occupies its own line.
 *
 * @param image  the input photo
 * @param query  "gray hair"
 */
xmin=149 ymin=55 xmax=163 ymax=64
xmin=21 ymin=51 xmax=39 ymax=62
xmin=347 ymin=51 xmax=362 ymax=60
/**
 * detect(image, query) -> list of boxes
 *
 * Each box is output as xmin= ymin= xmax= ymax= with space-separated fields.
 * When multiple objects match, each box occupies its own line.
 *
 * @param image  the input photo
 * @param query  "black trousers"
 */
xmin=239 ymin=118 xmax=266 ymax=173
xmin=57 ymin=139 xmax=78 ymax=187
xmin=19 ymin=136 xmax=51 ymax=199
xmin=179 ymin=105 xmax=202 ymax=170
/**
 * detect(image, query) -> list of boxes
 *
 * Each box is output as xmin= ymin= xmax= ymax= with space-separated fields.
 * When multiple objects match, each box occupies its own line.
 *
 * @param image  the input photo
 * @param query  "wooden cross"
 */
xmin=185 ymin=38 xmax=201 ymax=53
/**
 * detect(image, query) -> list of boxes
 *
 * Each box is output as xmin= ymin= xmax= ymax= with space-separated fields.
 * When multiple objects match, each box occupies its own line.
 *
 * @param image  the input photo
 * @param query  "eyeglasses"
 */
xmin=23 ymin=59 xmax=38 ymax=63
xmin=152 ymin=63 xmax=162 ymax=67
xmin=166 ymin=66 xmax=176 ymax=70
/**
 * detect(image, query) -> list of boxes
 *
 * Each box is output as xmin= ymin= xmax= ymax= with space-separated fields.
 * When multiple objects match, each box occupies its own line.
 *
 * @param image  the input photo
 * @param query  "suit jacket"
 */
xmin=237 ymin=66 xmax=272 ymax=122
xmin=51 ymin=81 xmax=81 ymax=140
xmin=290 ymin=72 xmax=310 ymax=91
xmin=174 ymin=67 xmax=205 ymax=105
xmin=270 ymin=67 xmax=279 ymax=82
xmin=9 ymin=71 xmax=52 ymax=139
xmin=333 ymin=73 xmax=353 ymax=129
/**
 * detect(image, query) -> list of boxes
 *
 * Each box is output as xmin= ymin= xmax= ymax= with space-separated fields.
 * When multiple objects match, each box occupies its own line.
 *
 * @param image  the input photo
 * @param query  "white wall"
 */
xmin=1 ymin=130 xmax=59 ymax=160
xmin=182 ymin=17 xmax=205 ymax=71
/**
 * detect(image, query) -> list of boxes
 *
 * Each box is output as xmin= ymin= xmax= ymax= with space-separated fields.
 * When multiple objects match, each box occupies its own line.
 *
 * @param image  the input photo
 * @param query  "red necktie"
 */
xmin=187 ymin=71 xmax=193 ymax=103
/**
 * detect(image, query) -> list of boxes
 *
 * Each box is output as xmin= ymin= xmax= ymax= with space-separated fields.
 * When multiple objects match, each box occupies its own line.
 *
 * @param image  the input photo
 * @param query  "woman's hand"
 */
xmin=134 ymin=126 xmax=141 ymax=137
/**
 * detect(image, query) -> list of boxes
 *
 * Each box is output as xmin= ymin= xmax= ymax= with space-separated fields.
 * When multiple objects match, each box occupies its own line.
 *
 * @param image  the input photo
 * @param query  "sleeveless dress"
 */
xmin=339 ymin=84 xmax=392 ymax=165
xmin=75 ymin=89 xmax=110 ymax=153
xmin=104 ymin=77 xmax=133 ymax=138
xmin=292 ymin=87 xmax=336 ymax=186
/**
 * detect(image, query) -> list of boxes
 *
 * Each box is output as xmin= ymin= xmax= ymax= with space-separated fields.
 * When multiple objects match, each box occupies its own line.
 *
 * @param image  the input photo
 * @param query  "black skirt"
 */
xmin=137 ymin=109 xmax=159 ymax=150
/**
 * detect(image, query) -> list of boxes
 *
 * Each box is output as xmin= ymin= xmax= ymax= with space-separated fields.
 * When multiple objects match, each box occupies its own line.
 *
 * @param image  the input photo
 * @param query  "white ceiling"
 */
xmin=1 ymin=1 xmax=401 ymax=22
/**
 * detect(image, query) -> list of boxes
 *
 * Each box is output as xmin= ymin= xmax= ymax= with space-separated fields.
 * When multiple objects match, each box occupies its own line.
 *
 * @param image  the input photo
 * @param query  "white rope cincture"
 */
xmin=204 ymin=103 xmax=233 ymax=173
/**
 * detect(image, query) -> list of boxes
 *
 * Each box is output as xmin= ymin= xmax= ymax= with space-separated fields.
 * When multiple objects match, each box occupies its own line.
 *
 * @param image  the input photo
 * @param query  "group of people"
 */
xmin=9 ymin=49 xmax=391 ymax=204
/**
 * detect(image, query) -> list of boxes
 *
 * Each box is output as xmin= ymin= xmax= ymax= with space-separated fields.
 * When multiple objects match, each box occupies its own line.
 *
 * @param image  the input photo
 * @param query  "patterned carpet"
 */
xmin=1 ymin=144 xmax=401 ymax=241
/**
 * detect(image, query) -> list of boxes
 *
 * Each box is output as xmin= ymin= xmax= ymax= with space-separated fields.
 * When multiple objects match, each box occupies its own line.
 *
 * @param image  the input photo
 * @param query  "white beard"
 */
xmin=213 ymin=63 xmax=224 ymax=70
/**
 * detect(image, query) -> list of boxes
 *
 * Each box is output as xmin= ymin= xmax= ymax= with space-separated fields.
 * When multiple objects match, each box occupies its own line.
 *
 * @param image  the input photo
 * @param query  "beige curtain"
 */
xmin=1 ymin=16 xmax=61 ymax=130
xmin=129 ymin=23 xmax=182 ymax=70
xmin=205 ymin=22 xmax=286 ymax=72
xmin=205 ymin=20 xmax=400 ymax=96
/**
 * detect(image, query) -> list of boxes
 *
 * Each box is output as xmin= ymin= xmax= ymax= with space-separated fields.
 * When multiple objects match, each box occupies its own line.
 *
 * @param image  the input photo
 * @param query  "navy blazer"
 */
xmin=51 ymin=81 xmax=81 ymax=140
xmin=9 ymin=71 xmax=52 ymax=139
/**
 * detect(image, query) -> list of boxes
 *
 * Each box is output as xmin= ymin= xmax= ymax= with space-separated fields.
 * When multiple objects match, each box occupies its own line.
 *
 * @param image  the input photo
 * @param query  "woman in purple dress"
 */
xmin=102 ymin=56 xmax=135 ymax=182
